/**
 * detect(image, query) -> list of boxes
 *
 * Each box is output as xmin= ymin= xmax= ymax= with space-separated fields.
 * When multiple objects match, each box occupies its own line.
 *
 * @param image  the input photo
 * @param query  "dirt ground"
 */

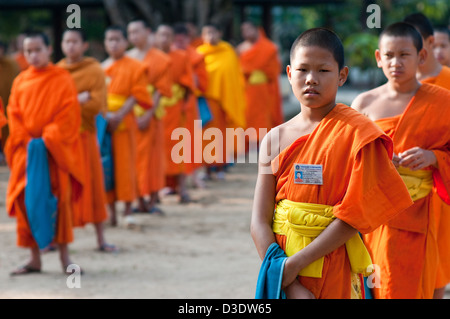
xmin=0 ymin=160 xmax=262 ymax=299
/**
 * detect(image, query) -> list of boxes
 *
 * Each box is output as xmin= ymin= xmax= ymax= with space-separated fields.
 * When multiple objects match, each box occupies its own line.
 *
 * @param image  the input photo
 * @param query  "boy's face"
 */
xmin=375 ymin=35 xmax=425 ymax=83
xmin=23 ymin=36 xmax=52 ymax=68
xmin=201 ymin=26 xmax=220 ymax=45
xmin=287 ymin=45 xmax=347 ymax=109
xmin=127 ymin=21 xmax=149 ymax=48
xmin=61 ymin=31 xmax=87 ymax=60
xmin=433 ymin=31 xmax=450 ymax=66
xmin=104 ymin=30 xmax=128 ymax=59
xmin=155 ymin=26 xmax=173 ymax=52
xmin=173 ymin=33 xmax=190 ymax=50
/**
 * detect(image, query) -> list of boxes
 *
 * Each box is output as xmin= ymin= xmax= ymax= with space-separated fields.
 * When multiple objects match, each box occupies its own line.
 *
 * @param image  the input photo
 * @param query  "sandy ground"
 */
xmin=0 ymin=160 xmax=262 ymax=299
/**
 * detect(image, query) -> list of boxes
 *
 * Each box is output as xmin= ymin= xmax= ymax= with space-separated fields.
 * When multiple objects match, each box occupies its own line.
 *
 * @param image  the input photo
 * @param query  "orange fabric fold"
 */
xmin=272 ymin=104 xmax=413 ymax=299
xmin=5 ymin=64 xmax=84 ymax=246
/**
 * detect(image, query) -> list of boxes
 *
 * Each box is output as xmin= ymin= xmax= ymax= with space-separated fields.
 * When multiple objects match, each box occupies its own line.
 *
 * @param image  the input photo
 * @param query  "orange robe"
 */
xmin=421 ymin=65 xmax=450 ymax=289
xmin=239 ymin=31 xmax=282 ymax=143
xmin=58 ymin=57 xmax=108 ymax=226
xmin=135 ymin=48 xmax=172 ymax=196
xmin=185 ymin=46 xmax=208 ymax=173
xmin=197 ymin=41 xmax=247 ymax=164
xmin=363 ymin=83 xmax=450 ymax=299
xmin=103 ymin=56 xmax=152 ymax=203
xmin=163 ymin=49 xmax=195 ymax=177
xmin=5 ymin=63 xmax=84 ymax=247
xmin=272 ymin=104 xmax=413 ymax=299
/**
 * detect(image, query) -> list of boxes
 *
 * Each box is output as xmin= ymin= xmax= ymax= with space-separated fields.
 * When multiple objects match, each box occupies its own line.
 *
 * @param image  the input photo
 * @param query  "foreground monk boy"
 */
xmin=58 ymin=29 xmax=117 ymax=252
xmin=251 ymin=28 xmax=413 ymax=299
xmin=102 ymin=26 xmax=152 ymax=227
xmin=352 ymin=22 xmax=450 ymax=298
xmin=6 ymin=32 xmax=85 ymax=275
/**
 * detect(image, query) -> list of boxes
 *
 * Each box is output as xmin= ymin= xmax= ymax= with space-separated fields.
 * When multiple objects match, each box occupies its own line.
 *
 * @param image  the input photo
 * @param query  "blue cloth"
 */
xmin=25 ymin=138 xmax=58 ymax=249
xmin=255 ymin=242 xmax=287 ymax=299
xmin=95 ymin=114 xmax=114 ymax=191
xmin=197 ymin=97 xmax=213 ymax=127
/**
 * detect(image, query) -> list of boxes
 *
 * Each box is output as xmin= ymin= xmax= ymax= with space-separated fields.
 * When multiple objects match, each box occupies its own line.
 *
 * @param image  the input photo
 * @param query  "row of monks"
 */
xmin=0 ymin=20 xmax=283 ymax=274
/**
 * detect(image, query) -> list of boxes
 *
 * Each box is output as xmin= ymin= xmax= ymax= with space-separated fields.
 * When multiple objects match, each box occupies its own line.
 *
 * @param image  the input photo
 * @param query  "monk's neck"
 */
xmin=387 ymin=79 xmax=421 ymax=95
xmin=65 ymin=55 xmax=84 ymax=65
xmin=417 ymin=57 xmax=442 ymax=81
xmin=300 ymin=101 xmax=335 ymax=123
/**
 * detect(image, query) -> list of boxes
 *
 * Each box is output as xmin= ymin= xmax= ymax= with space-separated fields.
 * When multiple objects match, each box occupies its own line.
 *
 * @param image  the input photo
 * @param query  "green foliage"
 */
xmin=344 ymin=32 xmax=379 ymax=70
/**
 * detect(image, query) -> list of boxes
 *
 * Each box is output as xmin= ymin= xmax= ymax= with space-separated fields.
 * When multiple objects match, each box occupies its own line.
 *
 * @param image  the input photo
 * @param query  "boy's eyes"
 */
xmin=296 ymin=68 xmax=330 ymax=72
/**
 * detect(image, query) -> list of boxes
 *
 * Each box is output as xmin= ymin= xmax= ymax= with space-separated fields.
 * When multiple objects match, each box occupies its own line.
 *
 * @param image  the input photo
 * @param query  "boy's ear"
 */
xmin=338 ymin=66 xmax=348 ymax=86
xmin=286 ymin=65 xmax=291 ymax=82
xmin=375 ymin=49 xmax=382 ymax=68
xmin=418 ymin=47 xmax=428 ymax=65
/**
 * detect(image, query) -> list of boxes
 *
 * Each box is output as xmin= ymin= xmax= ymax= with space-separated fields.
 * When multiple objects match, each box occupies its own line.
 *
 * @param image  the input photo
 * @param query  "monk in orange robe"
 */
xmin=404 ymin=13 xmax=450 ymax=299
xmin=352 ymin=22 xmax=450 ymax=299
xmin=58 ymin=29 xmax=117 ymax=252
xmin=155 ymin=24 xmax=196 ymax=203
xmin=237 ymin=22 xmax=283 ymax=146
xmin=173 ymin=23 xmax=208 ymax=187
xmin=127 ymin=19 xmax=173 ymax=214
xmin=197 ymin=24 xmax=247 ymax=179
xmin=433 ymin=27 xmax=450 ymax=68
xmin=251 ymin=28 xmax=413 ymax=299
xmin=102 ymin=26 xmax=152 ymax=227
xmin=6 ymin=32 xmax=85 ymax=275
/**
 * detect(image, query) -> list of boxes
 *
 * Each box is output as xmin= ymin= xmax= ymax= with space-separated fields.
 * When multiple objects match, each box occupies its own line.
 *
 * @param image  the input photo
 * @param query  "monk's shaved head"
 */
xmin=290 ymin=27 xmax=345 ymax=70
xmin=379 ymin=22 xmax=423 ymax=52
xmin=403 ymin=12 xmax=434 ymax=39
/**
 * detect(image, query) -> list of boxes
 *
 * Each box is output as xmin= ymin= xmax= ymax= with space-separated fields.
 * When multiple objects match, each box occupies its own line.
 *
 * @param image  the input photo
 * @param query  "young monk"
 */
xmin=197 ymin=23 xmax=247 ymax=179
xmin=237 ymin=21 xmax=283 ymax=146
xmin=5 ymin=31 xmax=85 ymax=275
xmin=172 ymin=22 xmax=208 ymax=189
xmin=433 ymin=27 xmax=450 ymax=67
xmin=127 ymin=19 xmax=172 ymax=214
xmin=58 ymin=29 xmax=117 ymax=252
xmin=155 ymin=24 xmax=195 ymax=203
xmin=403 ymin=13 xmax=450 ymax=299
xmin=102 ymin=26 xmax=152 ymax=227
xmin=251 ymin=27 xmax=413 ymax=299
xmin=352 ymin=22 xmax=450 ymax=299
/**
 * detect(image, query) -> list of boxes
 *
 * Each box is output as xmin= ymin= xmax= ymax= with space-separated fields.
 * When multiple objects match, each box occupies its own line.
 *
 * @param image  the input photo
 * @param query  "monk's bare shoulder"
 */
xmin=351 ymin=84 xmax=388 ymax=118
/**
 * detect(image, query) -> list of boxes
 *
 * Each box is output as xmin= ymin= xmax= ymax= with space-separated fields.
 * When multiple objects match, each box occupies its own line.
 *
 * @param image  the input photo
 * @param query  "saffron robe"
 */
xmin=239 ymin=31 xmax=282 ymax=142
xmin=197 ymin=41 xmax=247 ymax=163
xmin=135 ymin=48 xmax=172 ymax=196
xmin=163 ymin=49 xmax=195 ymax=176
xmin=58 ymin=57 xmax=108 ymax=226
xmin=0 ymin=97 xmax=7 ymax=138
xmin=421 ymin=65 xmax=450 ymax=289
xmin=272 ymin=103 xmax=413 ymax=299
xmin=363 ymin=83 xmax=450 ymax=299
xmin=103 ymin=56 xmax=152 ymax=203
xmin=5 ymin=63 xmax=84 ymax=247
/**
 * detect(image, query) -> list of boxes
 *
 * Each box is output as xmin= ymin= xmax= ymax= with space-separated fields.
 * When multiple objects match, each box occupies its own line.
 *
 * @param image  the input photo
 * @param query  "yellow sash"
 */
xmin=154 ymin=84 xmax=186 ymax=119
xmin=248 ymin=70 xmax=268 ymax=85
xmin=397 ymin=166 xmax=433 ymax=201
xmin=107 ymin=93 xmax=127 ymax=131
xmin=133 ymin=84 xmax=155 ymax=118
xmin=272 ymin=199 xmax=374 ymax=278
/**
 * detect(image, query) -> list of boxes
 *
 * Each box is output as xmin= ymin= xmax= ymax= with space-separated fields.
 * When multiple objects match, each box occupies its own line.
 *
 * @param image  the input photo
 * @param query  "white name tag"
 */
xmin=293 ymin=164 xmax=323 ymax=185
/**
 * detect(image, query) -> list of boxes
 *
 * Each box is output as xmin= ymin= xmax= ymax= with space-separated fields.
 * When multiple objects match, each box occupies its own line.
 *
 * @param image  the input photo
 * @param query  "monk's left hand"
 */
xmin=398 ymin=147 xmax=437 ymax=170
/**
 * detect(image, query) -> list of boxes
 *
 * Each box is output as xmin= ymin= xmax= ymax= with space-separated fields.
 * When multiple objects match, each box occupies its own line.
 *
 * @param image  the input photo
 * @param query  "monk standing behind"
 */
xmin=155 ymin=24 xmax=196 ymax=203
xmin=127 ymin=19 xmax=172 ymax=214
xmin=352 ymin=22 xmax=450 ymax=299
xmin=404 ymin=13 xmax=450 ymax=299
xmin=433 ymin=26 xmax=450 ymax=68
xmin=197 ymin=24 xmax=247 ymax=180
xmin=102 ymin=26 xmax=152 ymax=227
xmin=237 ymin=21 xmax=283 ymax=147
xmin=58 ymin=29 xmax=117 ymax=252
xmin=6 ymin=31 xmax=85 ymax=275
xmin=251 ymin=28 xmax=413 ymax=299
xmin=173 ymin=22 xmax=208 ymax=189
